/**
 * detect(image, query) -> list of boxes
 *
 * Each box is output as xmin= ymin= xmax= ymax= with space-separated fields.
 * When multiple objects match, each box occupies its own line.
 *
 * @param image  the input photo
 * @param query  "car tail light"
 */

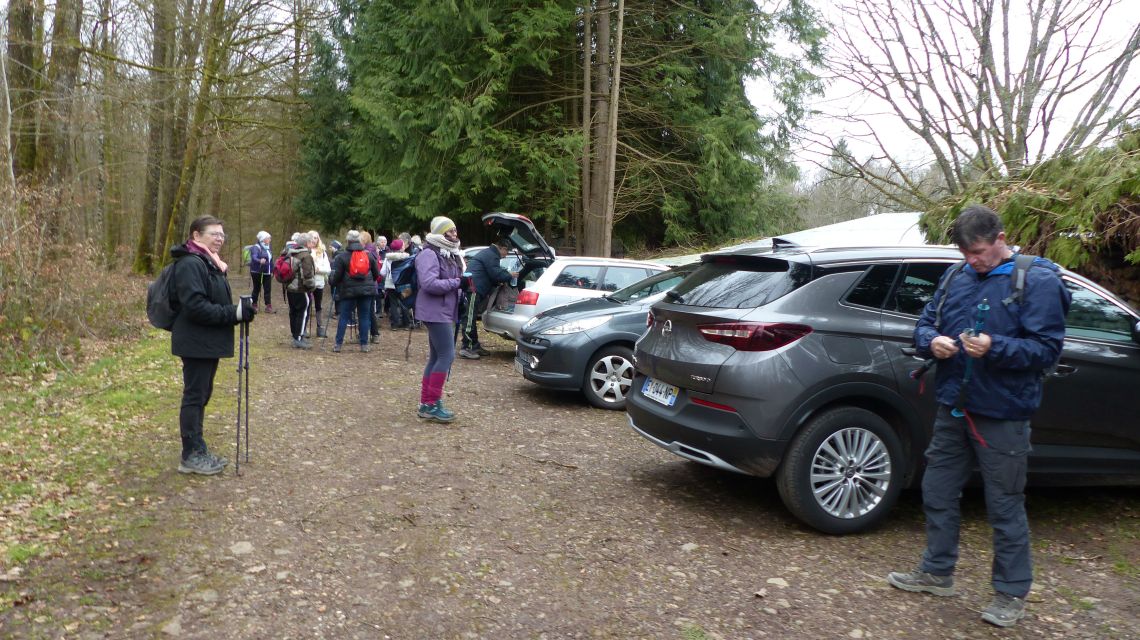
xmin=697 ymin=322 xmax=812 ymax=351
xmin=516 ymin=289 xmax=539 ymax=306
xmin=646 ymin=310 xmax=654 ymax=328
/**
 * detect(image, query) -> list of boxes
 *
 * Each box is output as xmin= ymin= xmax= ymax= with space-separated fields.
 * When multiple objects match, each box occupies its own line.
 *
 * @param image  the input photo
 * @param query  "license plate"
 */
xmin=514 ymin=358 xmax=524 ymax=375
xmin=642 ymin=377 xmax=679 ymax=407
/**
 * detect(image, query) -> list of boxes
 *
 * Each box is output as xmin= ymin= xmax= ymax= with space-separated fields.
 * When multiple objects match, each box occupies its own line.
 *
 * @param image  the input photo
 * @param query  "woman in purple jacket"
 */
xmin=414 ymin=216 xmax=464 ymax=423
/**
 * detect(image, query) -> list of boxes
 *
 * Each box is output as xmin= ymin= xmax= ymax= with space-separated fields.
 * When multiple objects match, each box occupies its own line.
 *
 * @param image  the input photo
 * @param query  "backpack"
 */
xmin=348 ymin=250 xmax=370 ymax=278
xmin=146 ymin=261 xmax=179 ymax=330
xmin=273 ymin=254 xmax=296 ymax=284
xmin=391 ymin=256 xmax=418 ymax=307
xmin=241 ymin=244 xmax=253 ymax=267
xmin=932 ymin=254 xmax=1037 ymax=331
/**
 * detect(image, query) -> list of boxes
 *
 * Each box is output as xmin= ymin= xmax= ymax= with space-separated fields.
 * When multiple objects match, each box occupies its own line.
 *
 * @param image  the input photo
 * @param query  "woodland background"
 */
xmin=1 ymin=0 xmax=1139 ymax=374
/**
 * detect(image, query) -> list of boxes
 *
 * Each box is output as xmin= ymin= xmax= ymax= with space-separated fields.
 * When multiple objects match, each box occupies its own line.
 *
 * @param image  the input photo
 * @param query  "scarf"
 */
xmin=425 ymin=233 xmax=460 ymax=258
xmin=188 ymin=239 xmax=228 ymax=273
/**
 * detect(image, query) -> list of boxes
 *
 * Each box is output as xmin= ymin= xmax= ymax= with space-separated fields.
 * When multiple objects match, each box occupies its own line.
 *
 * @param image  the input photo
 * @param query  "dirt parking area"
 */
xmin=4 ymin=310 xmax=1138 ymax=639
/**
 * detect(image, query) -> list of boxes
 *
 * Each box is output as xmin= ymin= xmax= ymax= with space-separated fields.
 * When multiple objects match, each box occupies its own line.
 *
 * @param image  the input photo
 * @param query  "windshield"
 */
xmin=666 ymin=257 xmax=811 ymax=309
xmin=609 ymin=265 xmax=696 ymax=303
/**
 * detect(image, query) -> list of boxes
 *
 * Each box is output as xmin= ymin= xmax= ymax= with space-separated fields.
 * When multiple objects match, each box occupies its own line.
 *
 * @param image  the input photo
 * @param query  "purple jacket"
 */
xmin=414 ymin=245 xmax=463 ymax=323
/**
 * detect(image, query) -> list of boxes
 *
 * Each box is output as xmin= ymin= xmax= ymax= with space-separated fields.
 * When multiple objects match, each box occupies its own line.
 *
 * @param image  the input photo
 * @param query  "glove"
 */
xmin=236 ymin=296 xmax=257 ymax=323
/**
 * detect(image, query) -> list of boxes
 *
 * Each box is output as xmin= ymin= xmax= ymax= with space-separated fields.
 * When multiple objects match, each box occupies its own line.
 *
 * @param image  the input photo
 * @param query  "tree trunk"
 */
xmin=578 ymin=5 xmax=591 ymax=257
xmin=0 ymin=18 xmax=17 ymax=196
xmin=600 ymin=0 xmax=623 ymax=259
xmin=133 ymin=0 xmax=174 ymax=273
xmin=34 ymin=0 xmax=83 ymax=184
xmin=6 ymin=0 xmax=41 ymax=178
xmin=584 ymin=4 xmax=610 ymax=257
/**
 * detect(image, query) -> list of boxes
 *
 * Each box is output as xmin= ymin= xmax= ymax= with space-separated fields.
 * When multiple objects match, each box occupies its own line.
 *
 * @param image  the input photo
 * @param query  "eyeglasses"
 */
xmin=205 ymin=231 xmax=226 ymax=239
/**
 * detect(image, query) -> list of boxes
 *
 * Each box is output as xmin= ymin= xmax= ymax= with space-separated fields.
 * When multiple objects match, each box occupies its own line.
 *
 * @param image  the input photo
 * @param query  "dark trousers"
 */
xmin=336 ymin=296 xmax=372 ymax=346
xmin=920 ymin=405 xmax=1033 ymax=597
xmin=180 ymin=357 xmax=219 ymax=460
xmin=386 ymin=290 xmax=410 ymax=328
xmin=287 ymin=290 xmax=310 ymax=339
xmin=461 ymin=291 xmax=487 ymax=349
xmin=251 ymin=272 xmax=272 ymax=306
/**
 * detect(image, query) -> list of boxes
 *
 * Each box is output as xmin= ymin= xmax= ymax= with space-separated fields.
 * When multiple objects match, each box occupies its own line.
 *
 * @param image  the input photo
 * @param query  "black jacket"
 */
xmin=169 ymin=243 xmax=238 ymax=359
xmin=329 ymin=240 xmax=380 ymax=299
xmin=469 ymin=246 xmax=513 ymax=297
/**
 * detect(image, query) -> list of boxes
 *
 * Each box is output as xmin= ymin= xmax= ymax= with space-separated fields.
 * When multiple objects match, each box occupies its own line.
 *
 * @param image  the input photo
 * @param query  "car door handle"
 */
xmin=1049 ymin=363 xmax=1077 ymax=378
xmin=901 ymin=347 xmax=920 ymax=358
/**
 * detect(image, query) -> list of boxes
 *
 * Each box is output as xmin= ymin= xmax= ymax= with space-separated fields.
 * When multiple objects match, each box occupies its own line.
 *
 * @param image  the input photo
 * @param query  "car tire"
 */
xmin=583 ymin=345 xmax=635 ymax=410
xmin=776 ymin=407 xmax=904 ymax=535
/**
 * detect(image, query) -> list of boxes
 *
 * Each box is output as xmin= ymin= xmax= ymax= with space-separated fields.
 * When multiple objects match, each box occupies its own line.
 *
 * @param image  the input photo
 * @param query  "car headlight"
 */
xmin=539 ymin=315 xmax=613 ymax=335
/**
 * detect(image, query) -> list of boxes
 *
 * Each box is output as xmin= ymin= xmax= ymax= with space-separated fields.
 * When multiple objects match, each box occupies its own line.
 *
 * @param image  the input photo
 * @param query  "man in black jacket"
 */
xmin=460 ymin=240 xmax=518 ymax=359
xmin=328 ymin=230 xmax=381 ymax=353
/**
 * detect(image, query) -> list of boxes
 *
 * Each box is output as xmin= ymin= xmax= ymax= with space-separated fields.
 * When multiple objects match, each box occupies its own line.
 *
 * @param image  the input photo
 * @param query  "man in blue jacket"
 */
xmin=459 ymin=239 xmax=517 ymax=360
xmin=888 ymin=205 xmax=1070 ymax=628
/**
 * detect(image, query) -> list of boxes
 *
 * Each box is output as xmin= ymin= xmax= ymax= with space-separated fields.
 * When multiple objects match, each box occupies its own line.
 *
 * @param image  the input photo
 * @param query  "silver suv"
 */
xmin=628 ymin=244 xmax=1140 ymax=534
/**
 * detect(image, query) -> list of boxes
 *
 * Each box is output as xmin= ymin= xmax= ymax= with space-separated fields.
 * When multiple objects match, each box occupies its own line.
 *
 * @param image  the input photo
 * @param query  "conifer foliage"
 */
xmin=299 ymin=0 xmax=824 ymax=249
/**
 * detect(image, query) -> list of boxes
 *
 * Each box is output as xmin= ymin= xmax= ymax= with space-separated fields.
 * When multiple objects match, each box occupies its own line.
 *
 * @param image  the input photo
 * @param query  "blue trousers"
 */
xmin=336 ymin=296 xmax=372 ymax=346
xmin=920 ymin=405 xmax=1033 ymax=597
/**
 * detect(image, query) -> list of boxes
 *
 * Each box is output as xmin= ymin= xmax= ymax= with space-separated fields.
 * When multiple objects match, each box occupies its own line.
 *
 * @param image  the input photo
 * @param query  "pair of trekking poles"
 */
xmin=234 ymin=296 xmax=253 ymax=476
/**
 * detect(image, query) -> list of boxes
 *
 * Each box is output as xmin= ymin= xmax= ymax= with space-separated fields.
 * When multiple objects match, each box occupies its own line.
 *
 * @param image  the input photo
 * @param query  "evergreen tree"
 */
xmin=295 ymin=35 xmax=362 ymax=231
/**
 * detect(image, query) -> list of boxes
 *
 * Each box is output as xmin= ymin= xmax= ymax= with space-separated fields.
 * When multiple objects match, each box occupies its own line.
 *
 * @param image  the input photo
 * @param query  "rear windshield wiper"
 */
xmin=665 ymin=290 xmax=685 ymax=303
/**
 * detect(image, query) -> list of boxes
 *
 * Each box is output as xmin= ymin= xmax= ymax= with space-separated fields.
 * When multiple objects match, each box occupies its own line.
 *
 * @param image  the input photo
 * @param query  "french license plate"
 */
xmin=642 ymin=377 xmax=679 ymax=407
xmin=514 ymin=358 xmax=525 ymax=375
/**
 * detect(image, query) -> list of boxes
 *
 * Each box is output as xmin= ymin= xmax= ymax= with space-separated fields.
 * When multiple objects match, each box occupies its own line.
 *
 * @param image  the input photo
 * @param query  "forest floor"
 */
xmin=1 ymin=301 xmax=1138 ymax=639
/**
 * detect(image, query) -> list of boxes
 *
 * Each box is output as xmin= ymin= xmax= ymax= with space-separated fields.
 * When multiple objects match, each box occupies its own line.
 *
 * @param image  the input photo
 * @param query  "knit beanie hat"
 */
xmin=390 ymin=239 xmax=404 ymax=251
xmin=346 ymin=230 xmax=362 ymax=243
xmin=257 ymin=230 xmax=270 ymax=242
xmin=430 ymin=216 xmax=456 ymax=236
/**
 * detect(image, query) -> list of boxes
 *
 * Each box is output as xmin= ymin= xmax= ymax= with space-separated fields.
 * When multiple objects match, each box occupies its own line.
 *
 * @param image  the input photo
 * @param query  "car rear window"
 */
xmin=666 ymin=257 xmax=811 ymax=309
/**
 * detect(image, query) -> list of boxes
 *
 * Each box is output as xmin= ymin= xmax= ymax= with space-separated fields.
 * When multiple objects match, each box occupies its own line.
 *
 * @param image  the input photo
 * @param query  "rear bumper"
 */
xmin=483 ymin=307 xmax=534 ymax=340
xmin=626 ymin=376 xmax=788 ymax=477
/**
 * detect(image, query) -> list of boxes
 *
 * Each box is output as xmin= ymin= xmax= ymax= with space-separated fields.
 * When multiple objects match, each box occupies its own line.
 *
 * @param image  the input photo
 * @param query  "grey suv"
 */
xmin=627 ymin=245 xmax=1140 ymax=534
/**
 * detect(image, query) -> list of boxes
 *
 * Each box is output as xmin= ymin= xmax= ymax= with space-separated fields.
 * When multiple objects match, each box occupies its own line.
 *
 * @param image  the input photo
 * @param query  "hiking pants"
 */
xmin=461 ymin=291 xmax=487 ymax=350
xmin=336 ymin=296 xmax=371 ymax=346
xmin=420 ymin=321 xmax=456 ymax=405
xmin=287 ymin=290 xmax=310 ymax=339
xmin=179 ymin=357 xmax=219 ymax=460
xmin=387 ymin=290 xmax=409 ymax=328
xmin=920 ymin=405 xmax=1033 ymax=598
xmin=251 ymin=272 xmax=272 ymax=306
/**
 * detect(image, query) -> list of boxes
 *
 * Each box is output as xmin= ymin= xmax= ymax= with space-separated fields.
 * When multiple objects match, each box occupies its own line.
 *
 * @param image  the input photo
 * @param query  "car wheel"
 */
xmin=776 ymin=407 xmax=904 ymax=535
xmin=583 ymin=345 xmax=635 ymax=410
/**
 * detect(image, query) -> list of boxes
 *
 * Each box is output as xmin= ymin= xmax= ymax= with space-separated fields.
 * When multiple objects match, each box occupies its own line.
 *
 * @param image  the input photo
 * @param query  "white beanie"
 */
xmin=430 ymin=216 xmax=456 ymax=235
xmin=257 ymin=230 xmax=270 ymax=242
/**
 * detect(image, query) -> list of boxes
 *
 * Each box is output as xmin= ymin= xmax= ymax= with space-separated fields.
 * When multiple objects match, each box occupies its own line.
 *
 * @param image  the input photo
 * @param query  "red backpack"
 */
xmin=273 ymin=254 xmax=296 ymax=284
xmin=348 ymin=250 xmax=370 ymax=277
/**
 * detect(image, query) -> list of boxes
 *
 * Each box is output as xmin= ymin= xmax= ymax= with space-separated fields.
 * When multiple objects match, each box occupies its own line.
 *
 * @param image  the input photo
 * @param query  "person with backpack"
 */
xmin=329 ymin=230 xmax=381 ymax=353
xmin=248 ymin=231 xmax=274 ymax=313
xmin=284 ymin=232 xmax=317 ymax=349
xmin=168 ymin=216 xmax=256 ymax=475
xmin=414 ymin=216 xmax=464 ymax=423
xmin=887 ymin=205 xmax=1071 ymax=628
xmin=361 ymin=231 xmax=383 ymax=344
xmin=382 ymin=239 xmax=411 ymax=329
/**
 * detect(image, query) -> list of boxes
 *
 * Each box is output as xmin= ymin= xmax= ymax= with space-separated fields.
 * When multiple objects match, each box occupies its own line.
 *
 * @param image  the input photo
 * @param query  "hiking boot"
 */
xmin=417 ymin=401 xmax=456 ymax=423
xmin=292 ymin=338 xmax=304 ymax=349
xmin=887 ymin=570 xmax=954 ymax=596
xmin=370 ymin=334 xmax=379 ymax=344
xmin=251 ymin=302 xmax=259 ymax=313
xmin=332 ymin=343 xmax=341 ymax=353
xmin=299 ymin=338 xmax=313 ymax=349
xmin=265 ymin=305 xmax=275 ymax=314
xmin=361 ymin=343 xmax=372 ymax=353
xmin=317 ymin=327 xmax=327 ymax=338
xmin=202 ymin=450 xmax=229 ymax=467
xmin=459 ymin=348 xmax=480 ymax=360
xmin=178 ymin=452 xmax=223 ymax=476
xmin=475 ymin=346 xmax=491 ymax=356
xmin=982 ymin=592 xmax=1026 ymax=627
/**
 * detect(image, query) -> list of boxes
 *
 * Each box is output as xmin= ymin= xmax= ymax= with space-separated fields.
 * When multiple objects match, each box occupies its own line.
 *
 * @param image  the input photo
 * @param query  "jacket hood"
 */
xmin=384 ymin=250 xmax=409 ymax=262
xmin=288 ymin=245 xmax=311 ymax=257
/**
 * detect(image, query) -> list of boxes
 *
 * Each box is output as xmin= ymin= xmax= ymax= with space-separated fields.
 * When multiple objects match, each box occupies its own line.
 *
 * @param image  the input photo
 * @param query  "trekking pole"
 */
xmin=243 ymin=312 xmax=251 ymax=464
xmin=951 ymin=298 xmax=990 ymax=418
xmin=235 ymin=310 xmax=246 ymax=476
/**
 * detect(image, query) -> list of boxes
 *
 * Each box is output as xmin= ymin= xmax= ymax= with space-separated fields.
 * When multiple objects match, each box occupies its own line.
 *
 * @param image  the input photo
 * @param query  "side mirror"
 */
xmin=1133 ymin=320 xmax=1140 ymax=345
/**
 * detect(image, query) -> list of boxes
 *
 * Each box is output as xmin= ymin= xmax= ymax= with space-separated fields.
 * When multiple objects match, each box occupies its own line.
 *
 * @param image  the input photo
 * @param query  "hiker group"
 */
xmin=247 ymin=229 xmax=422 ymax=351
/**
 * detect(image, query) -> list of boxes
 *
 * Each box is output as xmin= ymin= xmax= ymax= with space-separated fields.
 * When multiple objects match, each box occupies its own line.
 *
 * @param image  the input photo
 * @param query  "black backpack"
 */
xmin=146 ymin=261 xmax=180 ymax=330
